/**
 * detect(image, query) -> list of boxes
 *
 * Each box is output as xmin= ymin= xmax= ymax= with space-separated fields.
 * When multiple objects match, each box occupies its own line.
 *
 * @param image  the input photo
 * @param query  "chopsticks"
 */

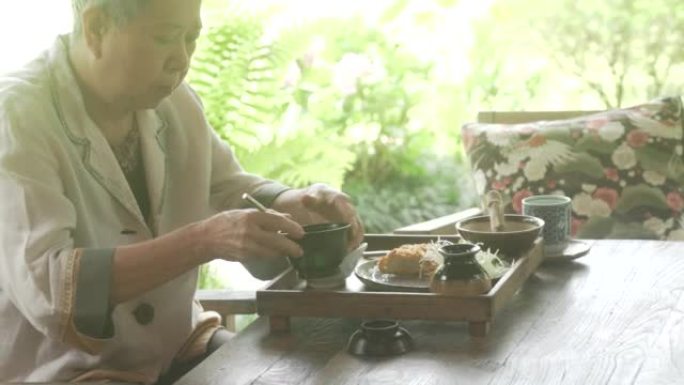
xmin=242 ymin=193 xmax=269 ymax=212
xmin=242 ymin=193 xmax=290 ymax=236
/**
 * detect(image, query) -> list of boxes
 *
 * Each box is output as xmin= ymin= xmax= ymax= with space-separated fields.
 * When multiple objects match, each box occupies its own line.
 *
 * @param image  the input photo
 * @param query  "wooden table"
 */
xmin=177 ymin=240 xmax=684 ymax=385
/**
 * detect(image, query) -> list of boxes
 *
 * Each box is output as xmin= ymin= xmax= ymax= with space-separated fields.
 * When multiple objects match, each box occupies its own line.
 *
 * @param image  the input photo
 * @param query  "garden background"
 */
xmin=1 ymin=0 xmax=682 ymax=293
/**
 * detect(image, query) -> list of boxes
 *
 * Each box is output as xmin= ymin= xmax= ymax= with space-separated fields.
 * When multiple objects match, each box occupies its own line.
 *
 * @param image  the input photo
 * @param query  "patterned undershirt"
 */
xmin=110 ymin=121 xmax=151 ymax=222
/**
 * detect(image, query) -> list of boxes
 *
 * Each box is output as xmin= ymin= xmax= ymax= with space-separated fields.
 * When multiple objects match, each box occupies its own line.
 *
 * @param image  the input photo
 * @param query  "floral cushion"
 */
xmin=461 ymin=97 xmax=684 ymax=240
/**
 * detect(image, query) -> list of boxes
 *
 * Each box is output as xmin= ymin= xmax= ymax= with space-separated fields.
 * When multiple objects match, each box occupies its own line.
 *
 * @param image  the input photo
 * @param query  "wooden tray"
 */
xmin=256 ymin=234 xmax=543 ymax=337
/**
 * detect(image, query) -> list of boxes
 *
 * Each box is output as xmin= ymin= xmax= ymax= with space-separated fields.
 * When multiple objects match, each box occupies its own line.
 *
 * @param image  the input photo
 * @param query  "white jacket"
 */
xmin=0 ymin=36 xmax=286 ymax=383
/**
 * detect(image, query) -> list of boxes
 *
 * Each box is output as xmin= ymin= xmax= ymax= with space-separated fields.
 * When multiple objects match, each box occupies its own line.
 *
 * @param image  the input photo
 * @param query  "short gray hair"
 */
xmin=72 ymin=0 xmax=151 ymax=35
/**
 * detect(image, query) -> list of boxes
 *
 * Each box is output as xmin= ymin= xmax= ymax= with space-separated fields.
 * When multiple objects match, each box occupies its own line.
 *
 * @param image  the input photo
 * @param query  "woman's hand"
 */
xmin=198 ymin=209 xmax=305 ymax=262
xmin=272 ymin=183 xmax=365 ymax=250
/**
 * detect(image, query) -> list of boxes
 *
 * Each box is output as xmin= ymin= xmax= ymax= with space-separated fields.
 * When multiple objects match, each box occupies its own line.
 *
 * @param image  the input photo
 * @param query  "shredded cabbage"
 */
xmin=418 ymin=238 xmax=510 ymax=279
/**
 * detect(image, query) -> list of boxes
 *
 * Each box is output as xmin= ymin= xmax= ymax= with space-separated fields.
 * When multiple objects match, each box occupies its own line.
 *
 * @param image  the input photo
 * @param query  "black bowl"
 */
xmin=456 ymin=214 xmax=544 ymax=260
xmin=288 ymin=223 xmax=350 ymax=279
xmin=347 ymin=320 xmax=413 ymax=357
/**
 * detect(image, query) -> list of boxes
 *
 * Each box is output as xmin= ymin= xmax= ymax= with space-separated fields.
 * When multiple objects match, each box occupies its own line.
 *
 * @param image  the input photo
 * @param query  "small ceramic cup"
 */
xmin=346 ymin=320 xmax=413 ymax=356
xmin=522 ymin=195 xmax=571 ymax=255
xmin=430 ymin=243 xmax=492 ymax=296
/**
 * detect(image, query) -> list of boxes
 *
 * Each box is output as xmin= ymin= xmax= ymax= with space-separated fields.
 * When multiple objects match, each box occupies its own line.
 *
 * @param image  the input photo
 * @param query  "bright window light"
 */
xmin=0 ymin=0 xmax=72 ymax=74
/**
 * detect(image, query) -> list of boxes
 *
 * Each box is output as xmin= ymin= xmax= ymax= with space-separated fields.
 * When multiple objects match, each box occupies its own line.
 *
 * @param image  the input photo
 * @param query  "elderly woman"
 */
xmin=0 ymin=0 xmax=364 ymax=383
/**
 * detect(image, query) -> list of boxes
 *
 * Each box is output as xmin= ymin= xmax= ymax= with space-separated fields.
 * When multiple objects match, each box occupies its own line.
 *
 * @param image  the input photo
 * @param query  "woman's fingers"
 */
xmin=301 ymin=187 xmax=365 ymax=250
xmin=248 ymin=228 xmax=304 ymax=258
xmin=239 ymin=211 xmax=304 ymax=258
xmin=256 ymin=210 xmax=305 ymax=239
xmin=237 ymin=242 xmax=284 ymax=260
xmin=204 ymin=209 xmax=305 ymax=261
xmin=301 ymin=186 xmax=350 ymax=222
xmin=348 ymin=212 xmax=365 ymax=250
xmin=328 ymin=196 xmax=364 ymax=250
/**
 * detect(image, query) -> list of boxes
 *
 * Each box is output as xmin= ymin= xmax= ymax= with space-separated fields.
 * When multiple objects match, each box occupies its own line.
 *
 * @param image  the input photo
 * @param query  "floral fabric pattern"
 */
xmin=461 ymin=97 xmax=684 ymax=240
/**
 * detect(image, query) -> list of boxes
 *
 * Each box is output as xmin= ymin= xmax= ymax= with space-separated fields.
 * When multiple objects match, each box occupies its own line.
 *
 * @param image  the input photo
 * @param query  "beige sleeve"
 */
xmin=0 ymin=105 xmax=111 ymax=354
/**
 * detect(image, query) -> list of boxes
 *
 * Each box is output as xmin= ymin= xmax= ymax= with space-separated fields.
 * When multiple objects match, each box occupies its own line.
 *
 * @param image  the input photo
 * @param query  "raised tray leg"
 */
xmin=269 ymin=315 xmax=291 ymax=333
xmin=469 ymin=321 xmax=490 ymax=337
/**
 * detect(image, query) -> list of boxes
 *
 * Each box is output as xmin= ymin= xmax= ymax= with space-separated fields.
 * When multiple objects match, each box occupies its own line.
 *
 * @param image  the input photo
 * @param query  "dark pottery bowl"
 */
xmin=456 ymin=214 xmax=544 ymax=260
xmin=288 ymin=223 xmax=350 ymax=279
xmin=438 ymin=243 xmax=481 ymax=258
xmin=347 ymin=320 xmax=413 ymax=357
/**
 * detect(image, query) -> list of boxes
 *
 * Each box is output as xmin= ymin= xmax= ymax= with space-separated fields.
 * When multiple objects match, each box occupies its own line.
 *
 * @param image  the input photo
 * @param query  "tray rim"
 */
xmin=256 ymin=236 xmax=544 ymax=324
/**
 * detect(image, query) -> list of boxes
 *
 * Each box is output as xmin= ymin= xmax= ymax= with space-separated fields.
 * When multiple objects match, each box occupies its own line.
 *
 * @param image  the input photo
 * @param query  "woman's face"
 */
xmin=96 ymin=0 xmax=202 ymax=109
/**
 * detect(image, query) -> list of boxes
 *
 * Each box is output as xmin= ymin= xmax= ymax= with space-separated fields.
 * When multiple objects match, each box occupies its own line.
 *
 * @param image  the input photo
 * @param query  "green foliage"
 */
xmin=346 ymin=160 xmax=477 ymax=233
xmin=465 ymin=1 xmax=549 ymax=112
xmin=190 ymin=16 xmax=281 ymax=141
xmin=188 ymin=14 xmax=357 ymax=188
xmin=189 ymin=0 xmax=684 ymax=241
xmin=467 ymin=0 xmax=684 ymax=111
xmin=279 ymin=17 xmax=474 ymax=230
xmin=189 ymin=8 xmax=474 ymax=233
xmin=197 ymin=264 xmax=224 ymax=289
xmin=536 ymin=0 xmax=684 ymax=107
xmin=234 ymin=314 xmax=259 ymax=331
xmin=285 ymin=18 xmax=437 ymax=185
xmin=347 ymin=182 xmax=456 ymax=233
